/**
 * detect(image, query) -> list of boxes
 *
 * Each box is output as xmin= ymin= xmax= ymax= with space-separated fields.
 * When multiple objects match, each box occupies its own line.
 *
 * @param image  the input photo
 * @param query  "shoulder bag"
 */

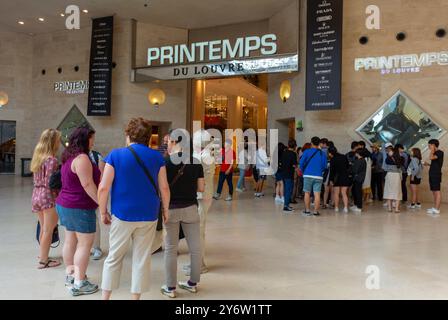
xmin=128 ymin=145 xmax=164 ymax=231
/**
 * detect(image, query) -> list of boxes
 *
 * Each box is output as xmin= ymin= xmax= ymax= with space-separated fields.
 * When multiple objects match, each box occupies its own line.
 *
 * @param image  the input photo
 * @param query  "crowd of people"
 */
xmin=252 ymin=137 xmax=443 ymax=216
xmin=30 ymin=119 xmax=444 ymax=299
xmin=30 ymin=118 xmax=212 ymax=299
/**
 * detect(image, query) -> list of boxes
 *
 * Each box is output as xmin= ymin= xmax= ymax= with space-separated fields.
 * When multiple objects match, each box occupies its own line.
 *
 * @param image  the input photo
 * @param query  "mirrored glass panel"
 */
xmin=57 ymin=105 xmax=94 ymax=147
xmin=357 ymin=91 xmax=446 ymax=150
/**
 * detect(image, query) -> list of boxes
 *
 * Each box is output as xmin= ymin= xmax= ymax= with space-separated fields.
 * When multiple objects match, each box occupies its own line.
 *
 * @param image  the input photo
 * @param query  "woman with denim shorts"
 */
xmin=56 ymin=127 xmax=101 ymax=297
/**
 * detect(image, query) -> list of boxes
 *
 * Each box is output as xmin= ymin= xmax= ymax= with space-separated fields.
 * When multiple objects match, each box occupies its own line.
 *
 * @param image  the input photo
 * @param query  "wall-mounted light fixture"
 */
xmin=148 ymin=88 xmax=166 ymax=107
xmin=279 ymin=80 xmax=291 ymax=103
xmin=0 ymin=91 xmax=9 ymax=108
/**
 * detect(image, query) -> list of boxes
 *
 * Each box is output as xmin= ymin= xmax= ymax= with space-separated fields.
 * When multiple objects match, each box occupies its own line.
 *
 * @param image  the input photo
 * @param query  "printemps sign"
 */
xmin=354 ymin=51 xmax=448 ymax=75
xmin=54 ymin=80 xmax=89 ymax=94
xmin=134 ymin=34 xmax=299 ymax=80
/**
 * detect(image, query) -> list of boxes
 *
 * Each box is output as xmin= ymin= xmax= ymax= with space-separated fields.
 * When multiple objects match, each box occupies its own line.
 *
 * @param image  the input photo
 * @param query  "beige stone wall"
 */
xmin=1 ymin=18 xmax=189 ymax=174
xmin=302 ymin=0 xmax=448 ymax=202
xmin=267 ymin=0 xmax=303 ymax=145
xmin=0 ymin=30 xmax=33 ymax=173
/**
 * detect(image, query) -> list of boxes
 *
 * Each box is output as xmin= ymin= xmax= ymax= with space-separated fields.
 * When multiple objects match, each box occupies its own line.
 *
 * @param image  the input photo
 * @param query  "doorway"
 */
xmin=0 ymin=120 xmax=16 ymax=174
xmin=192 ymin=75 xmax=268 ymax=134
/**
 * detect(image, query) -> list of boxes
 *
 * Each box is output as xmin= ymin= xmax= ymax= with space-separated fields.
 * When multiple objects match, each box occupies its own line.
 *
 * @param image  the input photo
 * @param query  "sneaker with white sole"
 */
xmin=178 ymin=281 xmax=198 ymax=293
xmin=334 ymin=207 xmax=339 ymax=213
xmin=91 ymin=247 xmax=103 ymax=260
xmin=65 ymin=275 xmax=88 ymax=288
xmin=302 ymin=211 xmax=313 ymax=217
xmin=225 ymin=195 xmax=233 ymax=201
xmin=69 ymin=280 xmax=98 ymax=296
xmin=427 ymin=208 xmax=435 ymax=214
xmin=213 ymin=193 xmax=221 ymax=200
xmin=350 ymin=206 xmax=362 ymax=213
xmin=343 ymin=207 xmax=349 ymax=213
xmin=235 ymin=188 xmax=244 ymax=193
xmin=161 ymin=285 xmax=177 ymax=298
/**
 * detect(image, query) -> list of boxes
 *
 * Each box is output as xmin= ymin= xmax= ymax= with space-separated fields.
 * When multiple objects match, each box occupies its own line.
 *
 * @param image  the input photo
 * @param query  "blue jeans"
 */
xmin=237 ymin=169 xmax=246 ymax=189
xmin=283 ymin=178 xmax=294 ymax=208
xmin=216 ymin=172 xmax=233 ymax=196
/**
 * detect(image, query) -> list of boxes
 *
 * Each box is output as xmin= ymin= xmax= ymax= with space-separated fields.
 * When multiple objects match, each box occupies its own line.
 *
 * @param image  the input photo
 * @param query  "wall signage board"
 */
xmin=133 ymin=53 xmax=298 ymax=81
xmin=305 ymin=0 xmax=343 ymax=111
xmin=54 ymin=81 xmax=89 ymax=94
xmin=87 ymin=16 xmax=114 ymax=116
xmin=354 ymin=51 xmax=448 ymax=75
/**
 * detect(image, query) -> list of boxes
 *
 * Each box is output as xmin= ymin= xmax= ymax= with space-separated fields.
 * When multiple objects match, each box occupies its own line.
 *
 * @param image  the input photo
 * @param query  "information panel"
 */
xmin=87 ymin=16 xmax=114 ymax=116
xmin=306 ymin=0 xmax=343 ymax=111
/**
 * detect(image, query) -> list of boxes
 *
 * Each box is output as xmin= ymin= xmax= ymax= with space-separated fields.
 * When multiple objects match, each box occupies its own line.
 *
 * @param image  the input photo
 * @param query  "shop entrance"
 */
xmin=0 ymin=120 xmax=16 ymax=174
xmin=192 ymin=75 xmax=268 ymax=134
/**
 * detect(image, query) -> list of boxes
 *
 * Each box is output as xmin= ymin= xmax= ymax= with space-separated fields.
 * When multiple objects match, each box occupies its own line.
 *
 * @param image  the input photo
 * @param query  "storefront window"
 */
xmin=357 ymin=91 xmax=446 ymax=150
xmin=57 ymin=105 xmax=94 ymax=147
xmin=204 ymin=95 xmax=228 ymax=132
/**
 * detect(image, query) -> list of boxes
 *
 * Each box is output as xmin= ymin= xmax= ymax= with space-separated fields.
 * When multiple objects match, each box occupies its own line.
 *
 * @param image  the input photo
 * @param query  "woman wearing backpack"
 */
xmin=408 ymin=148 xmax=424 ymax=209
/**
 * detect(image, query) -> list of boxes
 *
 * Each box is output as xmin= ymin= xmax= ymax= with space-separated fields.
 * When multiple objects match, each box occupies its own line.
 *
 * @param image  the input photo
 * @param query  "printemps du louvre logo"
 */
xmin=354 ymin=51 xmax=448 ymax=75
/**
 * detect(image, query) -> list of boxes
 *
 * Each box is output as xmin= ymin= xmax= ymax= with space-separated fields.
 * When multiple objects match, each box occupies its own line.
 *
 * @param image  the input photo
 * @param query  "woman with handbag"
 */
xmin=31 ymin=128 xmax=62 ymax=269
xmin=99 ymin=118 xmax=170 ymax=300
xmin=161 ymin=130 xmax=205 ymax=298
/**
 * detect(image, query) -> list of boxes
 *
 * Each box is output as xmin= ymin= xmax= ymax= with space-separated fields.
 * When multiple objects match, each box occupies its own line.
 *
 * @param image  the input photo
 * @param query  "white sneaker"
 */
xmin=213 ymin=193 xmax=221 ymax=200
xmin=383 ymin=202 xmax=389 ymax=207
xmin=350 ymin=206 xmax=362 ymax=213
xmin=427 ymin=208 xmax=435 ymax=214
xmin=225 ymin=195 xmax=233 ymax=201
xmin=343 ymin=207 xmax=349 ymax=213
xmin=236 ymin=188 xmax=244 ymax=193
xmin=280 ymin=197 xmax=285 ymax=203
xmin=91 ymin=248 xmax=103 ymax=260
xmin=275 ymin=196 xmax=282 ymax=203
xmin=178 ymin=281 xmax=198 ymax=293
xmin=161 ymin=285 xmax=176 ymax=298
xmin=334 ymin=207 xmax=339 ymax=213
xmin=416 ymin=203 xmax=422 ymax=208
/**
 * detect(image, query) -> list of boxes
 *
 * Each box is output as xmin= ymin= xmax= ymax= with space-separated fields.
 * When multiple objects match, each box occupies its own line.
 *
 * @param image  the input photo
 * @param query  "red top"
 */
xmin=220 ymin=148 xmax=236 ymax=173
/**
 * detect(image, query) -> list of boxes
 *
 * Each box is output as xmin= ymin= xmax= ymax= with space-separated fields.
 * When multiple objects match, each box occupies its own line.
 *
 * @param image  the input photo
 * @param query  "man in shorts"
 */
xmin=299 ymin=137 xmax=328 ymax=216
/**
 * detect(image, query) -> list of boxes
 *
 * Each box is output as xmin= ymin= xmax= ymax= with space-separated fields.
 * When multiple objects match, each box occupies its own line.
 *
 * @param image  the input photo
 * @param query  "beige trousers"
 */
xmin=101 ymin=216 xmax=157 ymax=294
xmin=199 ymin=166 xmax=214 ymax=268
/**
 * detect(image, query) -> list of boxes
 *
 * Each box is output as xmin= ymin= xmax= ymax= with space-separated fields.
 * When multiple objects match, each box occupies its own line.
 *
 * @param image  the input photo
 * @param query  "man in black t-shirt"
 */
xmin=425 ymin=139 xmax=444 ymax=215
xmin=281 ymin=139 xmax=299 ymax=212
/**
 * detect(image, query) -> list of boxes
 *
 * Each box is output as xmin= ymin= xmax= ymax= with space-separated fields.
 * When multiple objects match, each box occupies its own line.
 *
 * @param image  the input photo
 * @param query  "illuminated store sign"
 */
xmin=147 ymin=34 xmax=278 ymax=66
xmin=354 ymin=51 xmax=448 ymax=74
xmin=133 ymin=53 xmax=298 ymax=81
xmin=54 ymin=80 xmax=89 ymax=94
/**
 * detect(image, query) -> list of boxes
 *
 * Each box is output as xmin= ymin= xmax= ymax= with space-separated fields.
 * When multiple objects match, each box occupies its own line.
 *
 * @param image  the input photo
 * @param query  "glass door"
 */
xmin=0 ymin=120 xmax=16 ymax=174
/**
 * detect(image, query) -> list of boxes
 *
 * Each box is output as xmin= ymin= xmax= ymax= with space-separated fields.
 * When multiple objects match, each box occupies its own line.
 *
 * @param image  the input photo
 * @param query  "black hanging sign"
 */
xmin=305 ymin=0 xmax=343 ymax=111
xmin=87 ymin=16 xmax=114 ymax=116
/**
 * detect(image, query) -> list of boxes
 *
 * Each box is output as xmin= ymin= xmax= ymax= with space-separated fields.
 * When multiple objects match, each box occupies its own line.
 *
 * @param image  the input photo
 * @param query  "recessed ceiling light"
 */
xmin=38 ymin=17 xmax=45 ymax=22
xmin=18 ymin=21 xmax=24 ymax=25
xmin=60 ymin=13 xmax=65 ymax=17
xmin=82 ymin=9 xmax=88 ymax=13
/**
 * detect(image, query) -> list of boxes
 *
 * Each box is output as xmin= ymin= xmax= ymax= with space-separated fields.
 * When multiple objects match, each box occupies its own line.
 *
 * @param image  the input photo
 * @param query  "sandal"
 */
xmin=38 ymin=259 xmax=61 ymax=269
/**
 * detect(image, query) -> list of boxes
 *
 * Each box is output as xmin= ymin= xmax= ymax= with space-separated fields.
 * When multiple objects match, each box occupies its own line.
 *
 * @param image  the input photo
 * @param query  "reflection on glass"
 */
xmin=57 ymin=105 xmax=94 ymax=147
xmin=357 ymin=91 xmax=446 ymax=150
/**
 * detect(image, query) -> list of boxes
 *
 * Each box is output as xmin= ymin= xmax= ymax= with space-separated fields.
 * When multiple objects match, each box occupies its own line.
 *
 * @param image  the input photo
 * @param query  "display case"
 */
xmin=357 ymin=91 xmax=446 ymax=150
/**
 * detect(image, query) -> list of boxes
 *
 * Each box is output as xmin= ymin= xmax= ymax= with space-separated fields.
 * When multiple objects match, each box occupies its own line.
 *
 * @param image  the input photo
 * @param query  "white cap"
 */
xmin=384 ymin=142 xmax=393 ymax=149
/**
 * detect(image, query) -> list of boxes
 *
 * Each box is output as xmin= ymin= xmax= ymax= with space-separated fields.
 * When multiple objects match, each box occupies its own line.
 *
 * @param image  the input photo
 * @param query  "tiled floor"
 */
xmin=1 ymin=175 xmax=448 ymax=300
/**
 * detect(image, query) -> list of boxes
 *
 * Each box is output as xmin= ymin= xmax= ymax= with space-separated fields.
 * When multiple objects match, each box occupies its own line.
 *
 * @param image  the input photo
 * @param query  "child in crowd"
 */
xmin=408 ymin=147 xmax=423 ymax=209
xmin=350 ymin=149 xmax=367 ymax=213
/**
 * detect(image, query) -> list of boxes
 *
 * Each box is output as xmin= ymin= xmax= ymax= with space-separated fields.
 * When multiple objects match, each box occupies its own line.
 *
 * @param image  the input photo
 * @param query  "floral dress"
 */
xmin=31 ymin=157 xmax=59 ymax=213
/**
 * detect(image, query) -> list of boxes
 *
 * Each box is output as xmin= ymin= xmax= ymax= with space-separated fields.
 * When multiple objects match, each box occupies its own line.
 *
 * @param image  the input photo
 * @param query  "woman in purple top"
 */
xmin=56 ymin=127 xmax=102 ymax=297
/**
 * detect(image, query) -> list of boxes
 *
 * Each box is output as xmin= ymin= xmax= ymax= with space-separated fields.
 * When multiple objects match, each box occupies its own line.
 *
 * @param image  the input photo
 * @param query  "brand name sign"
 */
xmin=355 ymin=51 xmax=448 ymax=74
xmin=54 ymin=80 xmax=89 ymax=94
xmin=148 ymin=34 xmax=278 ymax=66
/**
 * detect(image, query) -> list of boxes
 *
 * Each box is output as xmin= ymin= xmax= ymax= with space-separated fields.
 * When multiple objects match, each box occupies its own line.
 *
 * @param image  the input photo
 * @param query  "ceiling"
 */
xmin=0 ymin=0 xmax=295 ymax=35
xmin=205 ymin=77 xmax=267 ymax=106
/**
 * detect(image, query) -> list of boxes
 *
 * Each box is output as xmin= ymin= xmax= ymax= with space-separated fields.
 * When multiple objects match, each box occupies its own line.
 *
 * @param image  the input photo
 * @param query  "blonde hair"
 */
xmin=31 ymin=129 xmax=61 ymax=173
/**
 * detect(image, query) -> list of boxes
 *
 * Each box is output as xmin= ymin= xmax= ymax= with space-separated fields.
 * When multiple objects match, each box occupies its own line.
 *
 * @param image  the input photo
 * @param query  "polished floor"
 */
xmin=1 ymin=175 xmax=448 ymax=300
